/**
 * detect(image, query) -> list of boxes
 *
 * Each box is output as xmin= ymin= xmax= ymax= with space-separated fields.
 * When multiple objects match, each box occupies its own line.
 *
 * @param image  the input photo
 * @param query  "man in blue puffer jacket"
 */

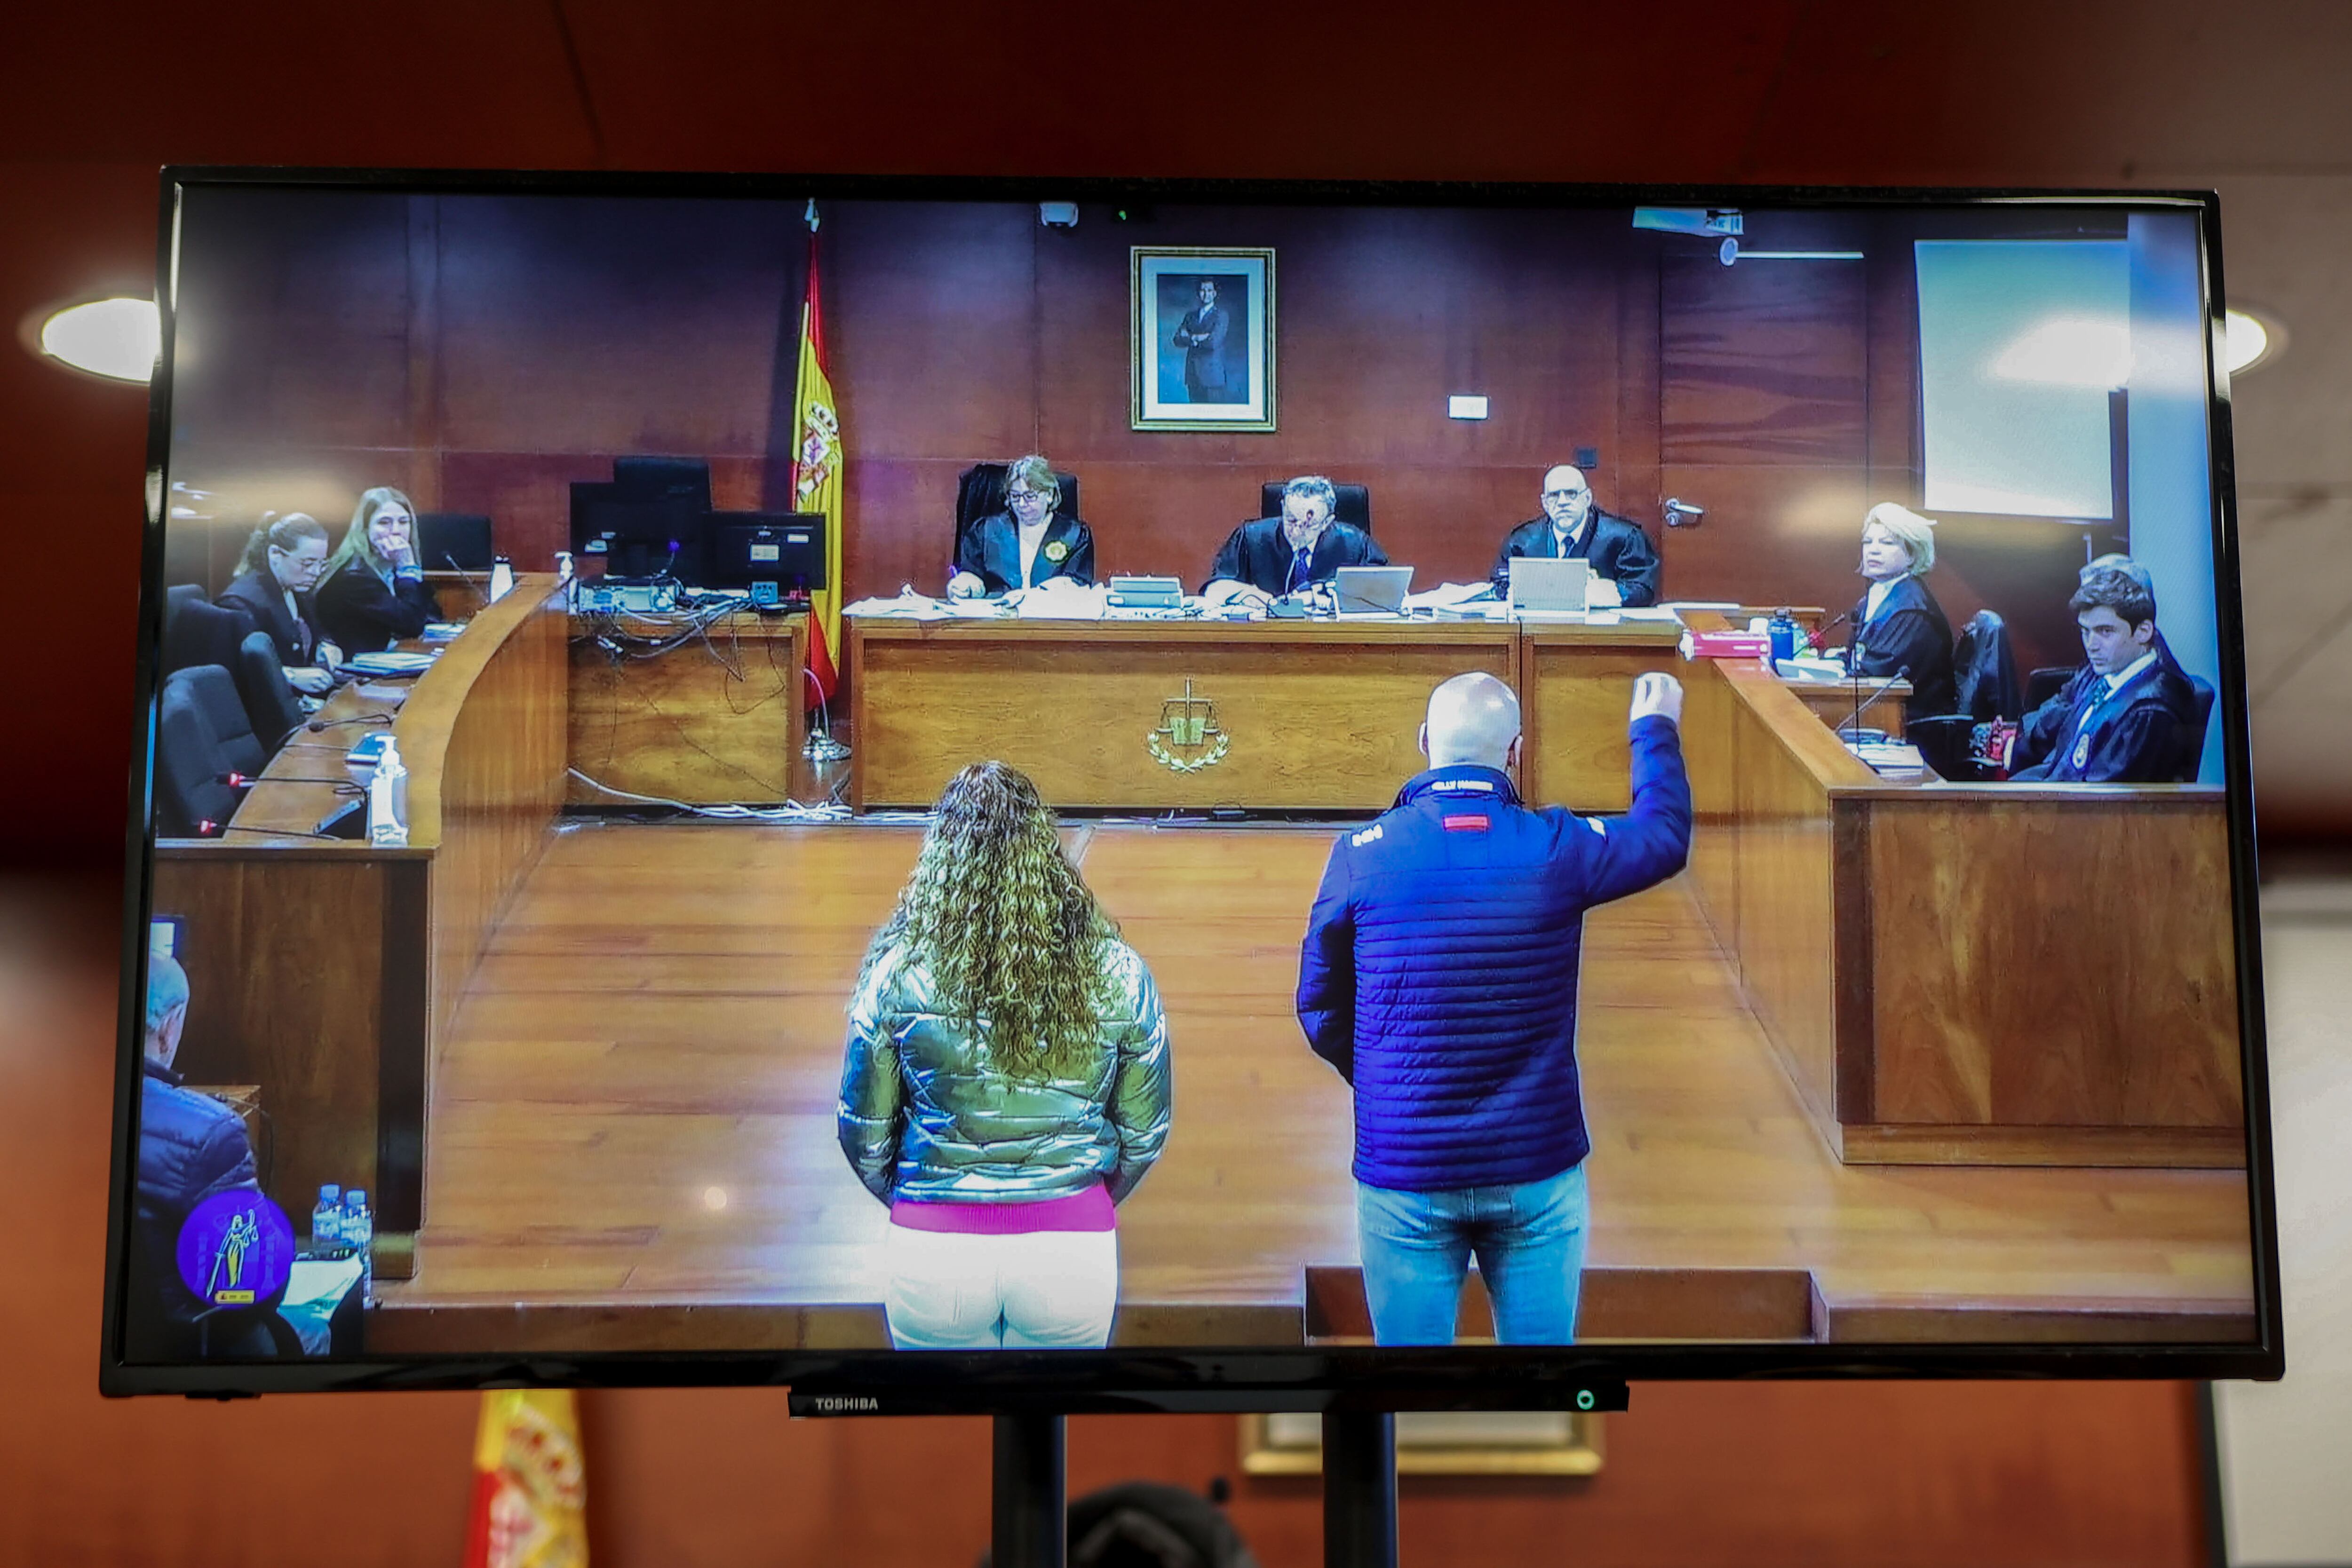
xmin=1296 ymin=669 xmax=1691 ymax=1345
xmin=129 ymin=952 xmax=265 ymax=1358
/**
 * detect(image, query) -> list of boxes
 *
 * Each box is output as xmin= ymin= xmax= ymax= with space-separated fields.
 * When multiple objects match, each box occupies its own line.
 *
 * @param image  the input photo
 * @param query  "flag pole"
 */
xmin=795 ymin=197 xmax=851 ymax=764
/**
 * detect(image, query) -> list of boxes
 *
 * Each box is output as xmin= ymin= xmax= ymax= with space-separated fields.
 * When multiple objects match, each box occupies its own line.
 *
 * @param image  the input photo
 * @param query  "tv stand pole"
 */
xmin=1323 ymin=1410 xmax=1399 ymax=1568
xmin=993 ymin=1412 xmax=1066 ymax=1568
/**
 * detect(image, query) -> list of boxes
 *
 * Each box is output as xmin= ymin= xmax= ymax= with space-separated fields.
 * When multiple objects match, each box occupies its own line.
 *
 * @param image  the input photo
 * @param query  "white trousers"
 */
xmin=882 ymin=1224 xmax=1120 ymax=1350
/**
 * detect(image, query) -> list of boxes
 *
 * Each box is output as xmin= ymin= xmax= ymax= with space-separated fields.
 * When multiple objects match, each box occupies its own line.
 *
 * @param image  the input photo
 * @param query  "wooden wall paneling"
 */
xmin=1655 ymin=463 xmax=1875 ymax=616
xmin=147 ymin=848 xmax=393 ymax=1241
xmin=1677 ymin=657 xmax=1742 ymax=958
xmin=1859 ymin=789 xmax=2243 ymax=1135
xmin=405 ymin=194 xmax=444 ymax=511
xmin=567 ymin=611 xmax=805 ymax=804
xmin=1660 ymin=231 xmax=1870 ymax=468
xmin=1519 ymin=634 xmax=1687 ymax=810
xmin=1716 ymin=665 xmax=1878 ymax=1146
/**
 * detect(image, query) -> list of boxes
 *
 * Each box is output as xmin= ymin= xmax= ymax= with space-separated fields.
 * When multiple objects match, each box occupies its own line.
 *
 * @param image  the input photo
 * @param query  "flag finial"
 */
xmin=804 ymin=198 xmax=819 ymax=233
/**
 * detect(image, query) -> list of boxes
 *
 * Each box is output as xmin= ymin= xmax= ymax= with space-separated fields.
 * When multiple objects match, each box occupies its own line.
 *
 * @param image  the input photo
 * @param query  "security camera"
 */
xmin=1038 ymin=201 xmax=1079 ymax=229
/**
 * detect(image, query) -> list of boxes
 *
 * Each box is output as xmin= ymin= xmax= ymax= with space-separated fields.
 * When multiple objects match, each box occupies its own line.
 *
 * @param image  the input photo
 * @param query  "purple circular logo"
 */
xmin=175 ymin=1189 xmax=295 ymax=1308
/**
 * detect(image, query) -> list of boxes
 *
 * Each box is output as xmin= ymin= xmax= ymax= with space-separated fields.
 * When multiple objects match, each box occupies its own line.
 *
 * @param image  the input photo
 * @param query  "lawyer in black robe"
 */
xmin=314 ymin=558 xmax=439 ymax=655
xmin=2011 ymin=655 xmax=2201 ymax=783
xmin=1844 ymin=575 xmax=1956 ymax=718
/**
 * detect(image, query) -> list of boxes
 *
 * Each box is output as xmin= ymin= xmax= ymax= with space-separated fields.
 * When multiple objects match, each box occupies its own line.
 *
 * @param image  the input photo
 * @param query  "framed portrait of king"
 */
xmin=1131 ymin=247 xmax=1276 ymax=432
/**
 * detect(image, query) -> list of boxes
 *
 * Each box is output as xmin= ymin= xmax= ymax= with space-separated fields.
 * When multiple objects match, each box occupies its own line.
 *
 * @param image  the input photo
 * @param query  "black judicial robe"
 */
xmin=2011 ymin=650 xmax=2200 ymax=783
xmin=1488 ymin=510 xmax=1662 ymax=607
xmin=2013 ymin=630 xmax=2189 ymax=773
xmin=218 ymin=570 xmax=323 ymax=666
xmin=1203 ymin=518 xmax=1387 ymax=596
xmin=954 ymin=510 xmax=1096 ymax=594
xmin=314 ymin=560 xmax=440 ymax=656
xmin=1844 ymin=575 xmax=1956 ymax=719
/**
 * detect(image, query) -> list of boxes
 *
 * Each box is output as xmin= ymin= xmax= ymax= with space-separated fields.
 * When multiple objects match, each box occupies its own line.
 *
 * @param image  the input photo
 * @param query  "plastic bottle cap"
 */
xmin=319 ymin=1184 xmax=341 ymax=1199
xmin=346 ymin=1190 xmax=367 ymax=1206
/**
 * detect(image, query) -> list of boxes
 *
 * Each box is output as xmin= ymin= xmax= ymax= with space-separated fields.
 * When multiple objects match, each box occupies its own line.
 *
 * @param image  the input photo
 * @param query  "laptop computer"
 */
xmin=1508 ymin=556 xmax=1591 ymax=615
xmin=1334 ymin=565 xmax=1412 ymax=615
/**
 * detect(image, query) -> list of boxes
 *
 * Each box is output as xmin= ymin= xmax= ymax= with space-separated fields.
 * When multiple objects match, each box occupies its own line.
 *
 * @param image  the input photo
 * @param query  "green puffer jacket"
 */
xmin=838 ymin=937 xmax=1172 ymax=1206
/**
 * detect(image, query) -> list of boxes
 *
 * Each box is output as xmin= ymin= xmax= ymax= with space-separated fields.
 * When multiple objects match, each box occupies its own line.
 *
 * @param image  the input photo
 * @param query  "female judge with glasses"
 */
xmin=945 ymin=454 xmax=1096 ymax=597
xmin=837 ymin=761 xmax=1171 ymax=1349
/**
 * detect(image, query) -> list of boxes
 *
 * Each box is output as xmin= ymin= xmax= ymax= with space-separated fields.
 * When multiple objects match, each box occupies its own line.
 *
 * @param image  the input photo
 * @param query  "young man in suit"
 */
xmin=2012 ymin=566 xmax=2200 ymax=783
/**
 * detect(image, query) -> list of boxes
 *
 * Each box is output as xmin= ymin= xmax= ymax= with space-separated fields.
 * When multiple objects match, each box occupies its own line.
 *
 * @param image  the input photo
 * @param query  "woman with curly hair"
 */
xmin=839 ymin=761 xmax=1172 ymax=1350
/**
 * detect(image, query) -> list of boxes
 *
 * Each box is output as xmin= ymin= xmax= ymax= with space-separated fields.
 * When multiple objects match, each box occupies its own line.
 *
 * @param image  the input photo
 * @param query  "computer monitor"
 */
xmin=703 ymin=512 xmax=827 ymax=595
xmin=414 ymin=513 xmax=495 ymax=574
xmin=571 ymin=492 xmax=703 ymax=582
xmin=112 ymin=170 xmax=2278 ymax=1410
xmin=612 ymin=455 xmax=713 ymax=515
xmin=1334 ymin=565 xmax=1411 ymax=614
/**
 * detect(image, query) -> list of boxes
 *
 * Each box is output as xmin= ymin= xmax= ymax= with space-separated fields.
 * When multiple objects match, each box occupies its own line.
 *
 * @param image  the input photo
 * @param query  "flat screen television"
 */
xmin=107 ymin=169 xmax=2281 ymax=1406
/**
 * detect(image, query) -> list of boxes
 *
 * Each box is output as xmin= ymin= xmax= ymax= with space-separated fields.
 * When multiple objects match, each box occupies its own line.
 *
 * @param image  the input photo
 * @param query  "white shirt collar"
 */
xmin=2104 ymin=649 xmax=2158 ymax=697
xmin=1551 ymin=516 xmax=1585 ymax=548
xmin=1864 ymin=578 xmax=1896 ymax=621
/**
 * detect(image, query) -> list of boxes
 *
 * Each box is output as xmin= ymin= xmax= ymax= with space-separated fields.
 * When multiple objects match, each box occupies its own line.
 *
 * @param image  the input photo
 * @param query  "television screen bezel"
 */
xmin=101 ymin=166 xmax=2282 ymax=1402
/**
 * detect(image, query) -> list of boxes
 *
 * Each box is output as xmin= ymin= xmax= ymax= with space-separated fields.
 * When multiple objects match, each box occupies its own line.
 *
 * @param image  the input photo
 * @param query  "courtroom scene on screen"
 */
xmin=128 ymin=186 xmax=2257 ymax=1364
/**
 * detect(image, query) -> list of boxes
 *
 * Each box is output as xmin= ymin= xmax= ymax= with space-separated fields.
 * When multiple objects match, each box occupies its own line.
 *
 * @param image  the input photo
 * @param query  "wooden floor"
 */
xmin=373 ymin=823 xmax=2257 ymax=1351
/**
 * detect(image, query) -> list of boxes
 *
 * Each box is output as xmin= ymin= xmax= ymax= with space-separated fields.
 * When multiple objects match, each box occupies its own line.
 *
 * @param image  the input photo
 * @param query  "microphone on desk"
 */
xmin=443 ymin=553 xmax=490 ymax=605
xmin=1841 ymin=665 xmax=1909 ymax=743
xmin=1807 ymin=608 xmax=1854 ymax=652
xmin=218 ymin=772 xmax=362 ymax=789
xmin=305 ymin=713 xmax=394 ymax=732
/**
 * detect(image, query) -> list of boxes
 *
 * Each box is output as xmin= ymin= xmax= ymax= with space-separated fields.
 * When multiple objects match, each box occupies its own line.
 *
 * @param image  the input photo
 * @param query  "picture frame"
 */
xmin=1131 ymin=246 xmax=1276 ymax=432
xmin=1237 ymin=1411 xmax=1604 ymax=1477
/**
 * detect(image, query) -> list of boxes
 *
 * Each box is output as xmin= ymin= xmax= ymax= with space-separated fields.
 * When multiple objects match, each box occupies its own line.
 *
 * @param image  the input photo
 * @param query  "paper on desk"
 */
xmin=1614 ymin=606 xmax=1685 ymax=623
xmin=1003 ymin=580 xmax=1109 ymax=620
xmin=843 ymin=590 xmax=975 ymax=622
xmin=1403 ymin=581 xmax=1498 ymax=610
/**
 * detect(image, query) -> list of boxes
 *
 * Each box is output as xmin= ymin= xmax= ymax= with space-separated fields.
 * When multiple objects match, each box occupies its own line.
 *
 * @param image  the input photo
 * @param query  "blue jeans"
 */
xmin=1355 ymin=1164 xmax=1589 ymax=1346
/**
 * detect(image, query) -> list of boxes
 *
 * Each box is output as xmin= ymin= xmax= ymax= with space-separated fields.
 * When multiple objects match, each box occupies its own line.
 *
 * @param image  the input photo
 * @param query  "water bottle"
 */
xmin=368 ymin=738 xmax=409 ymax=847
xmin=1768 ymin=610 xmax=1800 ymax=668
xmin=311 ymin=1184 xmax=344 ymax=1257
xmin=343 ymin=1189 xmax=374 ymax=1296
xmin=489 ymin=555 xmax=515 ymax=603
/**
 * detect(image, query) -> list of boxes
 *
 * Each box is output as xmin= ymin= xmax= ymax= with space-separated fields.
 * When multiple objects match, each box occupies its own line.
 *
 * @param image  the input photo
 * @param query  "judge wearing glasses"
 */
xmin=1204 ymin=475 xmax=1388 ymax=607
xmin=1489 ymin=465 xmax=1662 ymax=607
xmin=946 ymin=454 xmax=1097 ymax=598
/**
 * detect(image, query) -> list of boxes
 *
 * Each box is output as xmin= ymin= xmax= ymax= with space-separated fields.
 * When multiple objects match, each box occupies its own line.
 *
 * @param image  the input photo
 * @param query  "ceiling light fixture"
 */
xmin=35 ymin=296 xmax=159 ymax=383
xmin=2224 ymin=306 xmax=2283 ymax=376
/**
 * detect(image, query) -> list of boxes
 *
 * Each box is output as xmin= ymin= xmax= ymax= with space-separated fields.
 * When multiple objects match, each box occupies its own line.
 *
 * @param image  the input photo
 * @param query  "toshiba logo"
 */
xmin=810 ymin=1395 xmax=879 ymax=1412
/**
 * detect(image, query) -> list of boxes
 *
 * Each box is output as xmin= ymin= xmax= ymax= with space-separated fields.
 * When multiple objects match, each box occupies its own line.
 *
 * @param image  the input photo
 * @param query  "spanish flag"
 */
xmin=792 ymin=199 xmax=845 ymax=702
xmin=462 ymin=1389 xmax=589 ymax=1568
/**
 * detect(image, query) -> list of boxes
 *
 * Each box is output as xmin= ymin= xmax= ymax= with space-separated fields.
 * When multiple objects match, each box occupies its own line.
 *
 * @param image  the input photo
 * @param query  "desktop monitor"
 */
xmin=704 ymin=512 xmax=828 ymax=595
xmin=107 ymin=170 xmax=2279 ymax=1408
xmin=572 ymin=492 xmax=704 ymax=582
xmin=414 ymin=513 xmax=495 ymax=574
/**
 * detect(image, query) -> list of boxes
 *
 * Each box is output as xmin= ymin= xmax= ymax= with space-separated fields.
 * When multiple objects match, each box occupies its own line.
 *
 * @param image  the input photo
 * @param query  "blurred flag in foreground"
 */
xmin=462 ymin=1388 xmax=588 ymax=1568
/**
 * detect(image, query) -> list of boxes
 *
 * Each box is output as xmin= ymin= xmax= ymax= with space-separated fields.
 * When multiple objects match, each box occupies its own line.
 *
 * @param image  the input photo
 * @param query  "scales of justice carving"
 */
xmin=1147 ymin=680 xmax=1230 ymax=772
